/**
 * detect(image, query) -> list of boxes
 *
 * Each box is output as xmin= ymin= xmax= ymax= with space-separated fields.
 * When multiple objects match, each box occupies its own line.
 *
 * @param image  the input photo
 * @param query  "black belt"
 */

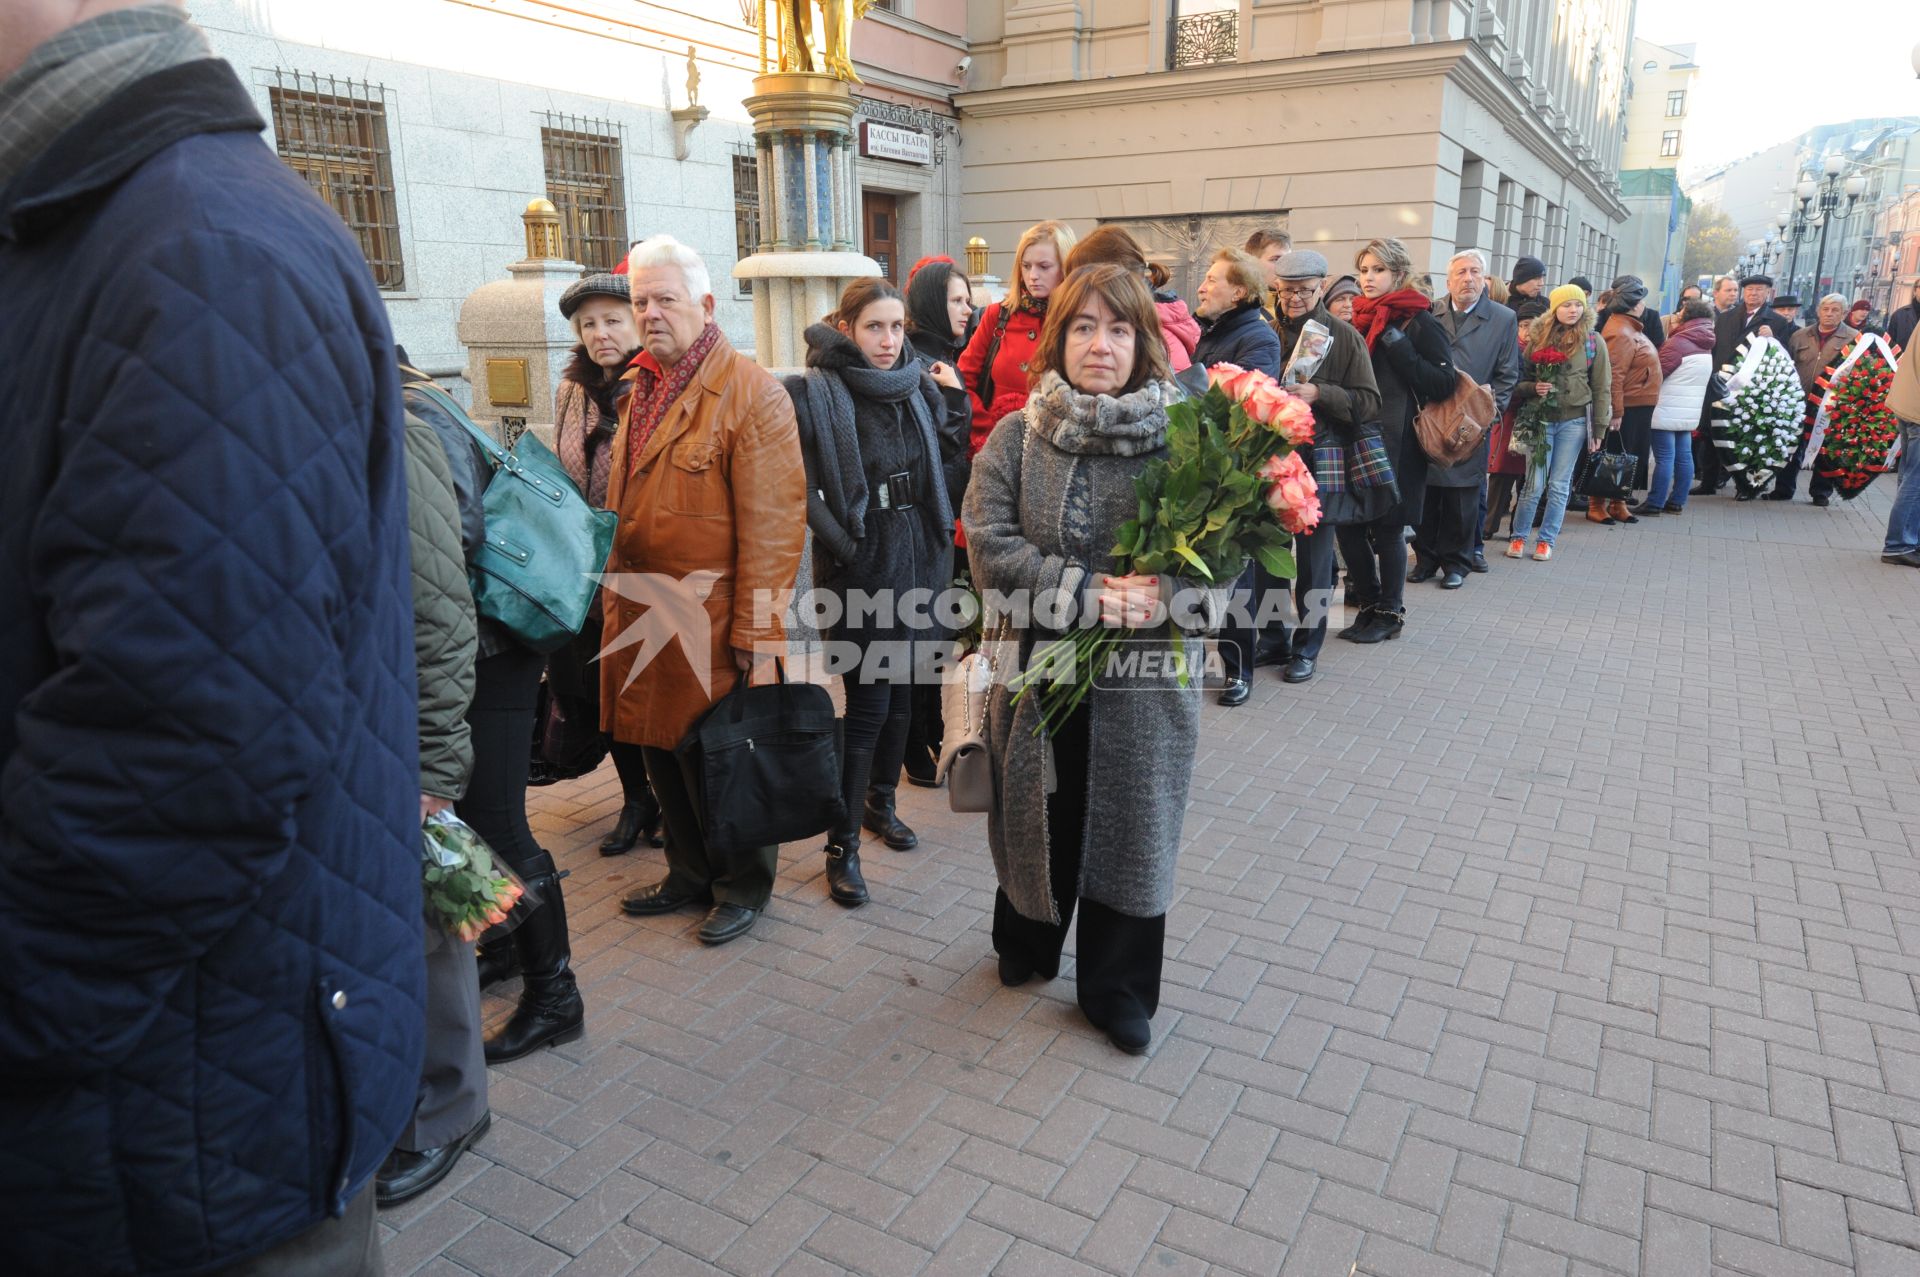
xmin=874 ymin=470 xmax=916 ymax=511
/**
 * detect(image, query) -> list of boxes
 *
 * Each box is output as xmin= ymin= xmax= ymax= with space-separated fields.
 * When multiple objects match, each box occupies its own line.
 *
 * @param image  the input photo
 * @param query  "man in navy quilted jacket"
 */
xmin=0 ymin=4 xmax=425 ymax=1273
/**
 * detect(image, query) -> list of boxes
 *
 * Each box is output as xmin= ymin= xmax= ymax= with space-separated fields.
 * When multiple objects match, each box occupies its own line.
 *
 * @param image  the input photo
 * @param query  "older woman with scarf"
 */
xmin=1339 ymin=238 xmax=1456 ymax=644
xmin=550 ymin=274 xmax=665 ymax=860
xmin=787 ymin=278 xmax=967 ymax=906
xmin=965 ymin=263 xmax=1227 ymax=1056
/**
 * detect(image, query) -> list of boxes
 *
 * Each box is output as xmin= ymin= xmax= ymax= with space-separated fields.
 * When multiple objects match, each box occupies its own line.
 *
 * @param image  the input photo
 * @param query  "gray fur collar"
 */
xmin=1023 ymin=371 xmax=1174 ymax=457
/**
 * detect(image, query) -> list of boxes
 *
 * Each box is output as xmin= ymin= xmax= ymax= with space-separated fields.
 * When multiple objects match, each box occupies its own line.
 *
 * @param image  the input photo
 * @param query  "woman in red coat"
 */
xmin=958 ymin=219 xmax=1077 ymax=456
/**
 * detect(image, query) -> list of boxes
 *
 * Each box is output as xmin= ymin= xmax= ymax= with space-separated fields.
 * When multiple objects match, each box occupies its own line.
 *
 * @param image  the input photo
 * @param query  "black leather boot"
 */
xmin=1347 ymin=606 xmax=1405 ymax=644
xmin=598 ymin=788 xmax=664 ymax=856
xmin=863 ymin=786 xmax=918 ymax=850
xmin=1336 ymin=604 xmax=1376 ymax=641
xmin=475 ymin=934 xmax=517 ymax=990
xmin=484 ymin=864 xmax=584 ymax=1064
xmin=824 ymin=841 xmax=869 ymax=906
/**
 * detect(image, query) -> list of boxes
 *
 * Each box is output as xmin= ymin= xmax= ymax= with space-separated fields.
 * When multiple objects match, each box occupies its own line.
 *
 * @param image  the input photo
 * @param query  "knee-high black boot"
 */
xmin=484 ymin=856 xmax=584 ymax=1064
xmin=475 ymin=933 xmax=517 ymax=989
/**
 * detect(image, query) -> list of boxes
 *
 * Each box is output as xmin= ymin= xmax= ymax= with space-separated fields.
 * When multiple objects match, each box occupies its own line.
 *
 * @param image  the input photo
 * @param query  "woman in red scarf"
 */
xmin=1337 ymin=237 xmax=1457 ymax=644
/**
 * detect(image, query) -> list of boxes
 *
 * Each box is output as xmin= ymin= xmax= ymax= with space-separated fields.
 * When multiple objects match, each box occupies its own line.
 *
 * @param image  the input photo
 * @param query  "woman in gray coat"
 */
xmin=964 ymin=264 xmax=1225 ymax=1056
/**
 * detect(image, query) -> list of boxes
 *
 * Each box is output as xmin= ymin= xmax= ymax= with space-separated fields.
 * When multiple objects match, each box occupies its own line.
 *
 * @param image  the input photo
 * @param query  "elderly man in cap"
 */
xmin=609 ymin=234 xmax=806 ymax=947
xmin=1411 ymin=249 xmax=1518 ymax=589
xmin=1769 ymin=293 xmax=1859 ymax=504
xmin=1697 ymin=273 xmax=1797 ymax=494
xmin=1770 ymin=295 xmax=1804 ymax=332
xmin=1230 ymin=249 xmax=1379 ymax=687
xmin=1506 ymin=255 xmax=1549 ymax=323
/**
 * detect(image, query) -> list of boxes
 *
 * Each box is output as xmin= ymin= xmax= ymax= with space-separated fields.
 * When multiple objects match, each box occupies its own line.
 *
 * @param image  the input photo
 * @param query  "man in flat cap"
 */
xmin=1221 ymin=249 xmax=1378 ymax=690
xmin=1698 ymin=273 xmax=1795 ymax=494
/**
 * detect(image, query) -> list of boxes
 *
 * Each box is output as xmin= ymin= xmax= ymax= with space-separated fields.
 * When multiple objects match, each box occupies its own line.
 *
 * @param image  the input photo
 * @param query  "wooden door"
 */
xmin=863 ymin=191 xmax=898 ymax=282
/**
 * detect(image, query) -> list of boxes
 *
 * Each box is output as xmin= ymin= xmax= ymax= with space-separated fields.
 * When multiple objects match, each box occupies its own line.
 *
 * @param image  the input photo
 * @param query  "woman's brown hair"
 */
xmin=827 ymin=277 xmax=904 ymax=330
xmin=1064 ymin=224 xmax=1150 ymax=279
xmin=1524 ymin=302 xmax=1589 ymax=358
xmin=1029 ymin=263 xmax=1173 ymax=396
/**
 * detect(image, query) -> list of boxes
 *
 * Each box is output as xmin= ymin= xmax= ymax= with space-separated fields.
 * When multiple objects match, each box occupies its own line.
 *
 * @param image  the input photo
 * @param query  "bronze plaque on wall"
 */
xmin=485 ymin=358 xmax=531 ymax=407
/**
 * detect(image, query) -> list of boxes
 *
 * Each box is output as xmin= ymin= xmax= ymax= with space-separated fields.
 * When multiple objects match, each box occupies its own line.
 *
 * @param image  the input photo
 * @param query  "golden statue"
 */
xmin=755 ymin=0 xmax=876 ymax=83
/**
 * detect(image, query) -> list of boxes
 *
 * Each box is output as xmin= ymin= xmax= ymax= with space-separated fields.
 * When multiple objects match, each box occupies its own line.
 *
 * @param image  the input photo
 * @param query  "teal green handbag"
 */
xmin=413 ymin=382 xmax=617 ymax=653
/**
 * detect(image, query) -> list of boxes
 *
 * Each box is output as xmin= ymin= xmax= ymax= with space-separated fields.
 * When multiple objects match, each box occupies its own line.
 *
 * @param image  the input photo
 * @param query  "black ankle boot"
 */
xmin=475 ymin=934 xmax=517 ymax=989
xmin=1347 ymin=606 xmax=1405 ymax=644
xmin=484 ymin=869 xmax=584 ymax=1064
xmin=863 ymin=786 xmax=918 ymax=850
xmin=599 ymin=788 xmax=663 ymax=856
xmin=824 ymin=841 xmax=869 ymax=906
xmin=1336 ymin=604 xmax=1377 ymax=641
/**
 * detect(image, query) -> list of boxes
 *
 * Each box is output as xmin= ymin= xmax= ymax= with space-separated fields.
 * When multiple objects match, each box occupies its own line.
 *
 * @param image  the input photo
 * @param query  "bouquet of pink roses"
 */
xmin=1009 ymin=363 xmax=1320 ymax=731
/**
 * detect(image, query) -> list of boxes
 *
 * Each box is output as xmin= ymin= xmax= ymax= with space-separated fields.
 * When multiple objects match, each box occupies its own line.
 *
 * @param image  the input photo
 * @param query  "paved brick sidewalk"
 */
xmin=381 ymin=485 xmax=1920 ymax=1276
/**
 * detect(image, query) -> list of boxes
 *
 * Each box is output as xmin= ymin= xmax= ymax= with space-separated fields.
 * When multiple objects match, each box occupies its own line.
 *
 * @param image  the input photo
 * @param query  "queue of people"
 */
xmin=9 ymin=7 xmax=1917 ymax=1264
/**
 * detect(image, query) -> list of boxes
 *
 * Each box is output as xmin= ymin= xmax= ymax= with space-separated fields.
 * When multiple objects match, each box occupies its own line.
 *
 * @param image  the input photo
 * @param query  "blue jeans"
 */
xmin=1885 ymin=424 xmax=1920 ymax=555
xmin=1512 ymin=418 xmax=1588 ymax=547
xmin=1648 ymin=429 xmax=1695 ymax=510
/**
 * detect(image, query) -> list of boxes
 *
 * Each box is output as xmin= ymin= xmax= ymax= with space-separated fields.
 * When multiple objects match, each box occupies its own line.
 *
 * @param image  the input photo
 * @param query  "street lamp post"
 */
xmin=1783 ymin=177 xmax=1818 ymax=292
xmin=1809 ymin=154 xmax=1868 ymax=301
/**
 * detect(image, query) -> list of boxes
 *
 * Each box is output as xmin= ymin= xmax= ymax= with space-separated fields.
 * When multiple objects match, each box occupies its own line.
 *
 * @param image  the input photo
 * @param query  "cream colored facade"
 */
xmin=1620 ymin=38 xmax=1696 ymax=171
xmin=956 ymin=0 xmax=1633 ymax=298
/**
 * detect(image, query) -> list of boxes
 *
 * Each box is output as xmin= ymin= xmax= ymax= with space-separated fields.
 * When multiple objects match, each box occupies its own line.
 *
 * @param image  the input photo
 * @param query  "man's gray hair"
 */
xmin=1447 ymin=248 xmax=1489 ymax=273
xmin=1819 ymin=292 xmax=1849 ymax=309
xmin=627 ymin=235 xmax=712 ymax=300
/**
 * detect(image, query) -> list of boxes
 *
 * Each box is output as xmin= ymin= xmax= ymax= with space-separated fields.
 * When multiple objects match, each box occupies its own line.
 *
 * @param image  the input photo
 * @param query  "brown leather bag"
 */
xmin=1414 ymin=371 xmax=1498 ymax=467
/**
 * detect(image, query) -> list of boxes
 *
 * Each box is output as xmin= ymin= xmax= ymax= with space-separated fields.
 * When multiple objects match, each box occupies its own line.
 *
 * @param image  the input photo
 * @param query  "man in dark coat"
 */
xmin=1415 ymin=249 xmax=1519 ymax=589
xmin=1885 ymin=294 xmax=1919 ymax=353
xmin=0 ymin=5 xmax=425 ymax=1274
xmin=1250 ymin=250 xmax=1382 ymax=686
xmin=1696 ymin=273 xmax=1797 ymax=493
xmin=1506 ymin=255 xmax=1549 ymax=323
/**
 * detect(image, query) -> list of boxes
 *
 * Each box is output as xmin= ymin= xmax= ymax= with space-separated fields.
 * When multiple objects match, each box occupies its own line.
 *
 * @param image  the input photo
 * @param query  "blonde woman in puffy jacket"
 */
xmin=1638 ymin=298 xmax=1715 ymax=515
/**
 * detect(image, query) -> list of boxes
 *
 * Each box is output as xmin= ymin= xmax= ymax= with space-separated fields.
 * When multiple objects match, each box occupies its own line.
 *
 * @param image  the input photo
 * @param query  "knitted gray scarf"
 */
xmin=799 ymin=323 xmax=940 ymax=563
xmin=0 ymin=6 xmax=213 ymax=192
xmin=1022 ymin=370 xmax=1176 ymax=457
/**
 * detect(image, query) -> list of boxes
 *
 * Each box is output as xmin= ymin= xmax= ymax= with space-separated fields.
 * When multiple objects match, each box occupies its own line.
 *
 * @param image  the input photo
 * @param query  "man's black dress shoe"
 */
xmin=1217 ymin=676 xmax=1251 ymax=707
xmin=1281 ymin=657 xmax=1316 ymax=684
xmin=1469 ymin=550 xmax=1490 ymax=574
xmin=1251 ymin=644 xmax=1289 ymax=668
xmin=1440 ymin=570 xmax=1467 ymax=589
xmin=697 ymin=903 xmax=758 ymax=946
xmin=1407 ymin=561 xmax=1439 ymax=583
xmin=376 ymin=1113 xmax=491 ymax=1208
xmin=620 ymin=880 xmax=709 ymax=917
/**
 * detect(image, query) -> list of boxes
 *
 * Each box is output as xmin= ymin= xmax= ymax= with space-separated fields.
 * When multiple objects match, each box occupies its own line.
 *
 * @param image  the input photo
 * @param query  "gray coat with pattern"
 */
xmin=963 ymin=375 xmax=1226 ymax=923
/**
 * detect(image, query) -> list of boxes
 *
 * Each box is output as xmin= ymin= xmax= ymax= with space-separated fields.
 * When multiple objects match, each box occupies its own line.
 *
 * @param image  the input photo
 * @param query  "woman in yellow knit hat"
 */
xmin=1503 ymin=284 xmax=1613 ymax=561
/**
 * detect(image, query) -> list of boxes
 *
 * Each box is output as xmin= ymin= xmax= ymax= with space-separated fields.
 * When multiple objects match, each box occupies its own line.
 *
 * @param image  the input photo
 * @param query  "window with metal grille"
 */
xmin=1170 ymin=2 xmax=1237 ymax=70
xmin=732 ymin=152 xmax=760 ymax=296
xmin=269 ymin=73 xmax=404 ymax=289
xmin=540 ymin=119 xmax=628 ymax=273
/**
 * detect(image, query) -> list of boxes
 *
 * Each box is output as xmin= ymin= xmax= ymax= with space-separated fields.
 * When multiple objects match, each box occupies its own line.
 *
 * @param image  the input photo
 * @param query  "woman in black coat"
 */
xmin=1193 ymin=248 xmax=1283 ymax=377
xmin=787 ymin=278 xmax=969 ymax=907
xmin=904 ymin=256 xmax=976 ymax=368
xmin=1340 ymin=237 xmax=1456 ymax=644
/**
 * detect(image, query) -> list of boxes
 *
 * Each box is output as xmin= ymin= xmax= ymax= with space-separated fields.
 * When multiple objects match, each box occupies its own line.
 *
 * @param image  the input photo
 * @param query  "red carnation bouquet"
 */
xmin=1811 ymin=339 xmax=1901 ymax=498
xmin=1511 ymin=345 xmax=1570 ymax=469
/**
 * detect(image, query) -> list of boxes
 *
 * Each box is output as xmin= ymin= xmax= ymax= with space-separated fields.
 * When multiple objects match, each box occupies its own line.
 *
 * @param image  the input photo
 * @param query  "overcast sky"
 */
xmin=1636 ymin=0 xmax=1919 ymax=178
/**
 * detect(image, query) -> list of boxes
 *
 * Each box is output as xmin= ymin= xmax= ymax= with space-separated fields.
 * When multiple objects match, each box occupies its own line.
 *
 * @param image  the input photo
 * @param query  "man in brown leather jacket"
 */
xmin=605 ymin=235 xmax=806 ymax=946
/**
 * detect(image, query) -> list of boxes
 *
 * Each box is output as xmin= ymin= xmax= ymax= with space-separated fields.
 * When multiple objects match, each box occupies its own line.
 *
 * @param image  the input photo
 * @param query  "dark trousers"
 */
xmin=1335 ymin=509 xmax=1408 ymax=613
xmin=1694 ymin=412 xmax=1724 ymax=489
xmin=1619 ymin=405 xmax=1654 ymax=492
xmin=1772 ymin=419 xmax=1837 ymax=499
xmin=1219 ymin=564 xmax=1284 ymax=679
xmin=1483 ymin=474 xmax=1521 ymax=540
xmin=643 ymin=745 xmax=776 ymax=909
xmin=838 ymin=653 xmax=912 ymax=847
xmin=456 ymin=649 xmax=545 ymax=879
xmin=1472 ymin=476 xmax=1489 ymax=552
xmin=1413 ymin=484 xmax=1478 ymax=573
xmin=398 ymin=922 xmax=487 ymax=1152
xmin=207 ymin=1187 xmax=382 ymax=1277
xmin=990 ymin=702 xmax=1164 ymax=1022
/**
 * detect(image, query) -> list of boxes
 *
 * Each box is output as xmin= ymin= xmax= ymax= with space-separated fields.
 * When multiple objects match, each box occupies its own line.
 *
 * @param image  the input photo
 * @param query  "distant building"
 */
xmin=1616 ymin=38 xmax=1697 ymax=308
